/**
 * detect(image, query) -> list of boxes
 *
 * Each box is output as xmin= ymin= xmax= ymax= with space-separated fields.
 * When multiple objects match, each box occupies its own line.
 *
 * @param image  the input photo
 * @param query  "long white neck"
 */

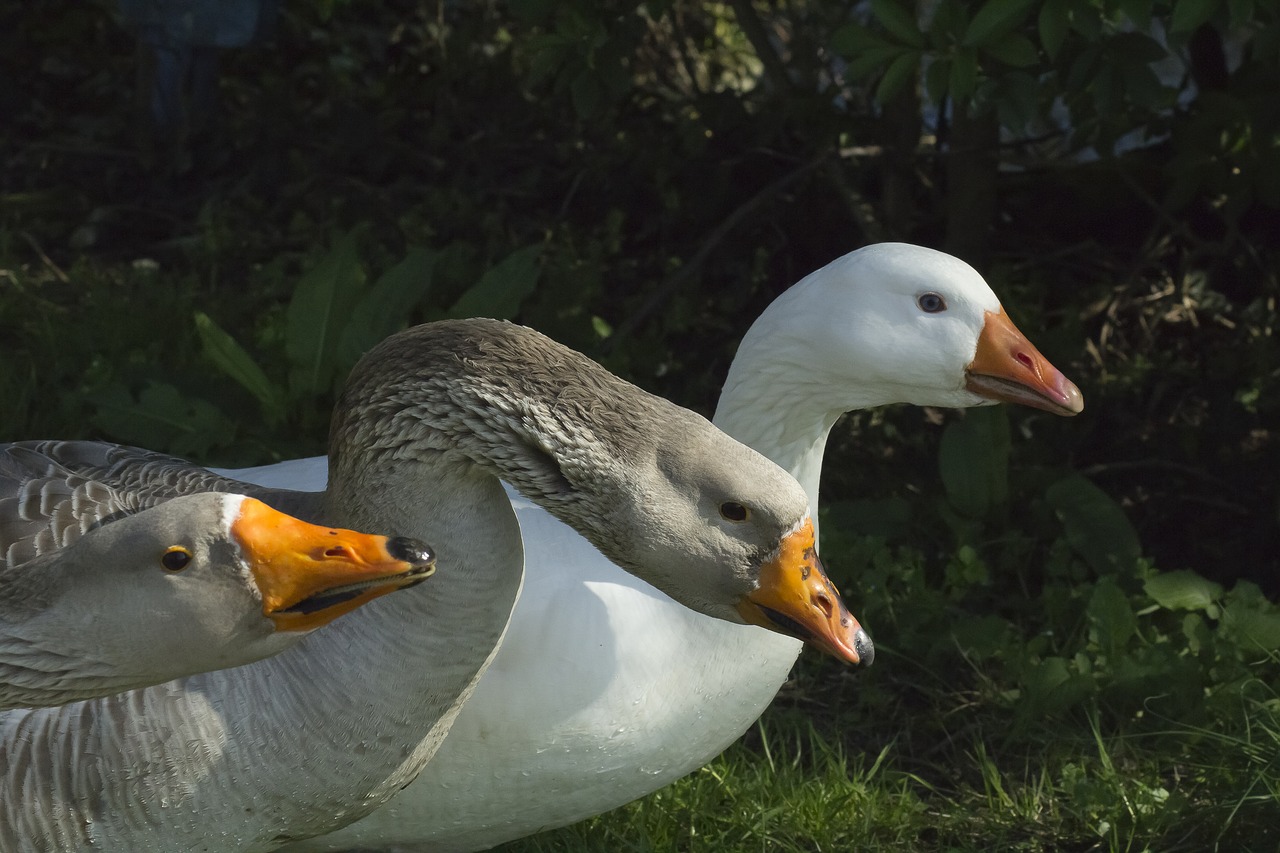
xmin=0 ymin=455 xmax=524 ymax=853
xmin=713 ymin=305 xmax=892 ymax=545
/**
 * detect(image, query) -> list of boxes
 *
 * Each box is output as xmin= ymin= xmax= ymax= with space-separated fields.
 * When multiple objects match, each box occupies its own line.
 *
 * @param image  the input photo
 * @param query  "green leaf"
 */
xmin=831 ymin=23 xmax=888 ymax=58
xmin=286 ymin=232 xmax=368 ymax=399
xmin=1170 ymin=0 xmax=1221 ymax=33
xmin=335 ymin=247 xmax=439 ymax=373
xmin=871 ymin=0 xmax=926 ymax=48
xmin=939 ymin=407 xmax=1010 ymax=519
xmin=924 ymin=58 xmax=950 ymax=104
xmin=963 ymin=0 xmax=1036 ymax=47
xmin=1045 ymin=474 xmax=1142 ymax=573
xmin=1038 ymin=0 xmax=1069 ymax=59
xmin=847 ymin=45 xmax=909 ymax=80
xmin=929 ymin=0 xmax=967 ymax=43
xmin=1144 ymin=570 xmax=1223 ymax=612
xmin=1119 ymin=0 xmax=1154 ymax=27
xmin=1223 ymin=604 xmax=1280 ymax=652
xmin=875 ymin=51 xmax=920 ymax=103
xmin=194 ymin=312 xmax=287 ymax=426
xmin=448 ymin=244 xmax=543 ymax=319
xmin=88 ymin=381 xmax=235 ymax=458
xmin=1021 ymin=656 xmax=1094 ymax=719
xmin=1226 ymin=0 xmax=1255 ymax=27
xmin=1088 ymin=577 xmax=1137 ymax=660
xmin=949 ymin=48 xmax=979 ymax=103
xmin=985 ymin=33 xmax=1039 ymax=66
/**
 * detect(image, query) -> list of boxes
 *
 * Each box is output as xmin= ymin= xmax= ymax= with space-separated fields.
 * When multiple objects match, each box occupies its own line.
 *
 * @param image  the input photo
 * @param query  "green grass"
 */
xmin=498 ymin=686 xmax=1280 ymax=853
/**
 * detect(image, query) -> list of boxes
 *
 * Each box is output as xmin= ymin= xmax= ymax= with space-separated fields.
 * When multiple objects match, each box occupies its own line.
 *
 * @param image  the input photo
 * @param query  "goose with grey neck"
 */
xmin=0 ymin=485 xmax=433 ymax=711
xmin=263 ymin=243 xmax=1083 ymax=853
xmin=0 ymin=318 xmax=864 ymax=851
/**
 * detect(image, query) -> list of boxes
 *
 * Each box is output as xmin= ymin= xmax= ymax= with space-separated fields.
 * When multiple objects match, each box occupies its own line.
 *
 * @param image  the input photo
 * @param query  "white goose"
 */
xmin=0 ymin=318 xmax=864 ymax=851
xmin=0 ymin=481 xmax=433 ymax=710
xmin=258 ymin=244 xmax=1085 ymax=853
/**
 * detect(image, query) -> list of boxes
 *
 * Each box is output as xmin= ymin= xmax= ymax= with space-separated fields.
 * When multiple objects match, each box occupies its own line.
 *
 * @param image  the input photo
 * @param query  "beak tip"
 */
xmin=387 ymin=536 xmax=435 ymax=567
xmin=1062 ymin=382 xmax=1085 ymax=415
xmin=852 ymin=628 xmax=874 ymax=668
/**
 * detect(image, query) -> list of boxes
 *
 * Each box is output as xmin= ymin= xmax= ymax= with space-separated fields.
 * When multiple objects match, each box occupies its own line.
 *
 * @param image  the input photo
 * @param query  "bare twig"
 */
xmin=21 ymin=232 xmax=71 ymax=284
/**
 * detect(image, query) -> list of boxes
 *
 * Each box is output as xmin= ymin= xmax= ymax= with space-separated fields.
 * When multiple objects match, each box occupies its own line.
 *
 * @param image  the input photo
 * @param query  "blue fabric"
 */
xmin=118 ymin=0 xmax=278 ymax=48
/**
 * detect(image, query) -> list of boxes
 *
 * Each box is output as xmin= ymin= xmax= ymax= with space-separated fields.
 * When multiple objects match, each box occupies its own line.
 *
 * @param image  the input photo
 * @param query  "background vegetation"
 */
xmin=2 ymin=0 xmax=1277 ymax=850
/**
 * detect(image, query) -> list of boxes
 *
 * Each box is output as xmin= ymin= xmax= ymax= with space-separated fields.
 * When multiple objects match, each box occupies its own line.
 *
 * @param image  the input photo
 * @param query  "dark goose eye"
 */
xmin=161 ymin=547 xmax=193 ymax=572
xmin=917 ymin=292 xmax=947 ymax=313
xmin=719 ymin=502 xmax=750 ymax=522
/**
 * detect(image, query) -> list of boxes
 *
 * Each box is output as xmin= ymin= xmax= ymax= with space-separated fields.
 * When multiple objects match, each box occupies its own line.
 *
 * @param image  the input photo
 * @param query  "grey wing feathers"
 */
xmin=0 ymin=441 xmax=283 ymax=569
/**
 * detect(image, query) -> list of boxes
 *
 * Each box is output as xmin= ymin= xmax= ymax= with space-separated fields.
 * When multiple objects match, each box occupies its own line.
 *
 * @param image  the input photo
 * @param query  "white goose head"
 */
xmin=1 ymin=492 xmax=434 ymax=708
xmin=730 ymin=242 xmax=1084 ymax=416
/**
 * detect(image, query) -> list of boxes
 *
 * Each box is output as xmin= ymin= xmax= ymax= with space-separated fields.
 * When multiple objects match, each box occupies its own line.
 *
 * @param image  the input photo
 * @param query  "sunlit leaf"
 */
xmin=194 ymin=312 xmax=286 ymax=426
xmin=1144 ymin=570 xmax=1223 ymax=612
xmin=286 ymin=232 xmax=368 ymax=398
xmin=336 ymin=247 xmax=439 ymax=372
xmin=448 ymin=244 xmax=543 ymax=319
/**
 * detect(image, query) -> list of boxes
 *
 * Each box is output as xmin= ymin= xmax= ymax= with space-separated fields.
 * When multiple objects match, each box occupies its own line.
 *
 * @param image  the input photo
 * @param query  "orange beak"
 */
xmin=230 ymin=498 xmax=436 ymax=632
xmin=736 ymin=518 xmax=872 ymax=667
xmin=965 ymin=309 xmax=1084 ymax=416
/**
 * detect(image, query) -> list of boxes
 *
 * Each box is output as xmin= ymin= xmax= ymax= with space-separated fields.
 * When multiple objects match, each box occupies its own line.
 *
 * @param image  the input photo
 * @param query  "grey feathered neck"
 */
xmin=328 ymin=320 xmax=695 ymax=561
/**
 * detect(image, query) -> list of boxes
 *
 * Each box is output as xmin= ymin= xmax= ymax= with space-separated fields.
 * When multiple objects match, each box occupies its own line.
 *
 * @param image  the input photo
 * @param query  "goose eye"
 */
xmin=917 ymin=292 xmax=947 ymax=313
xmin=719 ymin=502 xmax=750 ymax=522
xmin=161 ymin=547 xmax=193 ymax=572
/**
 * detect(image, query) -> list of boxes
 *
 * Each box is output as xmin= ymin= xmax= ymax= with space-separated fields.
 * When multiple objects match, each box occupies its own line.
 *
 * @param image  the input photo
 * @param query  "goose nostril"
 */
xmin=1015 ymin=351 xmax=1034 ymax=368
xmin=814 ymin=592 xmax=834 ymax=619
xmin=324 ymin=546 xmax=353 ymax=559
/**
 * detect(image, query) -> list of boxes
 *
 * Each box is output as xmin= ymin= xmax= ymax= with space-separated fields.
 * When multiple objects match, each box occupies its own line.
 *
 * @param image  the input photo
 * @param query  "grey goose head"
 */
xmin=1 ymin=492 xmax=434 ymax=708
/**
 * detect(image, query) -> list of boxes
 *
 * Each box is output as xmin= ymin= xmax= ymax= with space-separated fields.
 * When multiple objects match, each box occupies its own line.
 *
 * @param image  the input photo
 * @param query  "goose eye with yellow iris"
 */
xmin=161 ymin=547 xmax=193 ymax=572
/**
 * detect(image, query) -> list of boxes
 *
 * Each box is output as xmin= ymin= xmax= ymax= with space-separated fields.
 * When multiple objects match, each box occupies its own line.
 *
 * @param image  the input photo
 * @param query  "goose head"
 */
xmin=630 ymin=409 xmax=872 ymax=665
xmin=24 ymin=493 xmax=435 ymax=687
xmin=330 ymin=319 xmax=872 ymax=666
xmin=742 ymin=243 xmax=1083 ymax=415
